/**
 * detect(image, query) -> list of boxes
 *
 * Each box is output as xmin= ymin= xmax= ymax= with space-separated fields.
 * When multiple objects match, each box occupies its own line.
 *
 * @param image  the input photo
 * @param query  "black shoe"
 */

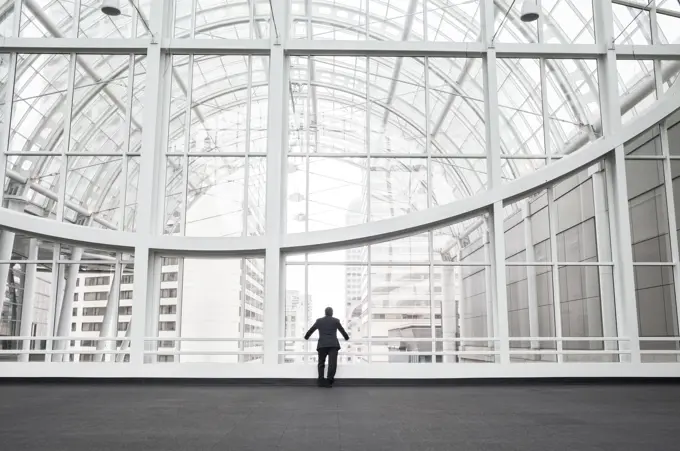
xmin=317 ymin=380 xmax=326 ymax=387
xmin=326 ymin=381 xmax=334 ymax=388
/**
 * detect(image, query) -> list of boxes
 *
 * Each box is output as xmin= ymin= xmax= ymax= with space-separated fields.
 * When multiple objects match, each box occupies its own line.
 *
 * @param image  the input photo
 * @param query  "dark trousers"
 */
xmin=317 ymin=347 xmax=339 ymax=383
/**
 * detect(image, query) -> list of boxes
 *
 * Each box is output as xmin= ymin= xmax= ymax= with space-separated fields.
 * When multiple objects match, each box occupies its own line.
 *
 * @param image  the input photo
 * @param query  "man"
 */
xmin=304 ymin=307 xmax=350 ymax=388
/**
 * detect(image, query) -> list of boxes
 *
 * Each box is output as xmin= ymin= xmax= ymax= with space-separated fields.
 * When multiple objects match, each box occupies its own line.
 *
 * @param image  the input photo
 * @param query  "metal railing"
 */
xmin=0 ymin=336 xmax=679 ymax=362
xmin=143 ymin=337 xmax=264 ymax=360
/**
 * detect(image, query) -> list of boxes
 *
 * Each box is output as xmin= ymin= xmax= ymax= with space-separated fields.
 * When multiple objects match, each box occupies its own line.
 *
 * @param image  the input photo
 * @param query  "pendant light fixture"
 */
xmin=101 ymin=0 xmax=122 ymax=16
xmin=520 ymin=0 xmax=540 ymax=22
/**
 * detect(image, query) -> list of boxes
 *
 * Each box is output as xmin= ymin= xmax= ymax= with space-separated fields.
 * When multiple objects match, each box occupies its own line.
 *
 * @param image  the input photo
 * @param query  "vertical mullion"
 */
xmin=482 ymin=0 xmax=509 ymax=363
xmin=365 ymin=56 xmax=372 ymax=363
xmin=650 ymin=1 xmax=659 ymax=45
xmin=180 ymin=55 xmax=194 ymax=236
xmin=540 ymin=58 xmax=551 ymax=163
xmin=132 ymin=247 xmax=153 ymax=364
xmin=304 ymin=256 xmax=309 ymax=362
xmin=11 ymin=0 xmax=22 ymax=37
xmin=365 ymin=0 xmax=369 ymax=39
xmin=131 ymin=0 xmax=171 ymax=364
xmin=240 ymin=56 xmax=254 ymax=357
xmin=175 ymin=257 xmax=185 ymax=356
xmin=547 ymin=189 xmax=564 ymax=362
xmin=190 ymin=0 xmax=198 ymax=38
xmin=262 ymin=0 xmax=288 ymax=364
xmin=305 ymin=55 xmax=311 ymax=233
xmin=651 ymin=1 xmax=663 ymax=103
xmin=425 ymin=57 xmax=431 ymax=210
xmin=491 ymin=202 xmax=510 ymax=364
xmin=0 ymin=52 xmax=18 ymax=207
xmin=250 ymin=0 xmax=256 ymax=39
xmin=58 ymin=54 xmax=77 ymax=223
xmin=423 ymin=0 xmax=428 ymax=41
xmin=46 ymin=247 xmax=61 ymax=362
xmin=429 ymin=238 xmax=436 ymax=363
xmin=131 ymin=0 xmax=139 ymax=37
xmin=659 ymin=125 xmax=680 ymax=342
xmin=243 ymin=58 xmax=252 ymax=237
xmin=536 ymin=0 xmax=543 ymax=43
xmin=367 ymin=245 xmax=372 ymax=362
xmin=72 ymin=0 xmax=82 ymax=38
xmin=424 ymin=52 xmax=435 ymax=362
xmin=120 ymin=55 xmax=136 ymax=231
xmin=160 ymin=55 xmax=174 ymax=235
xmin=239 ymin=258 xmax=247 ymax=358
xmin=594 ymin=0 xmax=641 ymax=363
xmin=366 ymin=56 xmax=371 ymax=224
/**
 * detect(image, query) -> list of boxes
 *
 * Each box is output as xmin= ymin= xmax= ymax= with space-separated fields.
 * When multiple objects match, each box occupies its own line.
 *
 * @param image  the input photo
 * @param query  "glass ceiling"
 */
xmin=0 ymin=0 xmax=679 ymax=238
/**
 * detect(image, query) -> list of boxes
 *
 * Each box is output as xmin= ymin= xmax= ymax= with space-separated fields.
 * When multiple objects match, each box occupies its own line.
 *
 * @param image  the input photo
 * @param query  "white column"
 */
xmin=95 ymin=258 xmax=122 ymax=362
xmin=456 ymin=244 xmax=466 ymax=350
xmin=592 ymin=169 xmax=617 ymax=354
xmin=482 ymin=0 xmax=509 ymax=364
xmin=440 ymin=265 xmax=457 ymax=363
xmin=129 ymin=0 xmax=171 ymax=365
xmin=0 ymin=199 xmax=26 ymax=295
xmin=660 ymin=121 xmax=680 ymax=355
xmin=45 ymin=248 xmax=62 ymax=363
xmin=522 ymin=201 xmax=540 ymax=351
xmin=607 ymin=152 xmax=641 ymax=363
xmin=594 ymin=0 xmax=640 ymax=363
xmin=483 ymin=228 xmax=495 ymax=351
xmin=547 ymin=189 xmax=564 ymax=362
xmin=263 ymin=0 xmax=288 ymax=365
xmin=53 ymin=247 xmax=83 ymax=362
xmin=0 ymin=230 xmax=15 ymax=298
xmin=18 ymin=238 xmax=39 ymax=362
xmin=490 ymin=203 xmax=510 ymax=363
xmin=116 ymin=318 xmax=133 ymax=363
xmin=137 ymin=249 xmax=155 ymax=364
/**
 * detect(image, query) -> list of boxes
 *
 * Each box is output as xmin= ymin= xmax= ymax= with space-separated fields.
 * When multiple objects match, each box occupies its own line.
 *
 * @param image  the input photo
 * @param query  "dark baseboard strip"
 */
xmin=0 ymin=377 xmax=679 ymax=386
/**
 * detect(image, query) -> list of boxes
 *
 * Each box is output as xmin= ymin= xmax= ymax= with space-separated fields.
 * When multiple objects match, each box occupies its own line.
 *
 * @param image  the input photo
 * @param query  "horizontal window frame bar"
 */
xmin=145 ymin=351 xmax=263 ymax=356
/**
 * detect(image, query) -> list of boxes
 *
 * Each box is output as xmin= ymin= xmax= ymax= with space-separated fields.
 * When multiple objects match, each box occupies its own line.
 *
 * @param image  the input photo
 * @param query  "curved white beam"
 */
xmin=1 ymin=71 xmax=679 ymax=255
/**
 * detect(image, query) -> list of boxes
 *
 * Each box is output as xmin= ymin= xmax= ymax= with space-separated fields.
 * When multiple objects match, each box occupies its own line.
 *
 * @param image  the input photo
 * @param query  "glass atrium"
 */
xmin=1 ymin=0 xmax=680 ymax=378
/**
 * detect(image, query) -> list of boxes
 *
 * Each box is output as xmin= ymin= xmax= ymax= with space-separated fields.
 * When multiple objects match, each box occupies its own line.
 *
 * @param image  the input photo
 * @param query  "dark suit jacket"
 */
xmin=304 ymin=316 xmax=350 ymax=350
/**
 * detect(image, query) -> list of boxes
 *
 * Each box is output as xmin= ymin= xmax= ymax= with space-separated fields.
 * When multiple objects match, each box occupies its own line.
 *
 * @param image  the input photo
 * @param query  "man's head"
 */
xmin=325 ymin=307 xmax=333 ymax=317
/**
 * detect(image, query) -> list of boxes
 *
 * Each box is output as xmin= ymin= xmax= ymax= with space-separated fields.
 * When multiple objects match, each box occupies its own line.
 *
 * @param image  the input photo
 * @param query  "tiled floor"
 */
xmin=1 ymin=382 xmax=679 ymax=450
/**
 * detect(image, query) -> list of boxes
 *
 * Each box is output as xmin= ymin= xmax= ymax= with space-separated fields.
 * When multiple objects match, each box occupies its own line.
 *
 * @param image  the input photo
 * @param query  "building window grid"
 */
xmin=84 ymin=276 xmax=111 ymax=287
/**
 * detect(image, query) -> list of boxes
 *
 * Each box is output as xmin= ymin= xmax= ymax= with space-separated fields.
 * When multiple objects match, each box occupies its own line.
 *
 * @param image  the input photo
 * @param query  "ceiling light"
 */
xmin=520 ymin=0 xmax=540 ymax=23
xmin=101 ymin=0 xmax=122 ymax=16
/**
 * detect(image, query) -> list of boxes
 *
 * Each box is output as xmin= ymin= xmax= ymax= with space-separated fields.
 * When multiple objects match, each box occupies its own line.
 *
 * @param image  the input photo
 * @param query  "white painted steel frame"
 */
xmin=1 ymin=0 xmax=680 ymax=378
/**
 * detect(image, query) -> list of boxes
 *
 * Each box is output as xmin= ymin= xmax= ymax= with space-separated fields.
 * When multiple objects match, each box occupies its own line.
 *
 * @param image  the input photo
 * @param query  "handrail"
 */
xmin=145 ymin=351 xmax=264 ymax=356
xmin=144 ymin=337 xmax=263 ymax=342
xmin=279 ymin=337 xmax=499 ymax=342
xmin=280 ymin=337 xmax=626 ymax=342
xmin=279 ymin=351 xmax=499 ymax=356
xmin=0 ymin=336 xmax=125 ymax=341
xmin=0 ymin=349 xmax=128 ymax=355
xmin=508 ymin=350 xmax=631 ymax=355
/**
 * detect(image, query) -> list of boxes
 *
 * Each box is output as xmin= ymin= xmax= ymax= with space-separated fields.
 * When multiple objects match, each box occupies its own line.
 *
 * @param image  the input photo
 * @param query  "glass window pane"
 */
xmin=626 ymin=160 xmax=672 ymax=262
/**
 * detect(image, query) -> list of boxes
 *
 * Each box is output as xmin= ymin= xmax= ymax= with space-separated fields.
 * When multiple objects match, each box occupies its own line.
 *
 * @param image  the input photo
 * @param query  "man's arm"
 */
xmin=304 ymin=320 xmax=318 ymax=340
xmin=337 ymin=321 xmax=350 ymax=341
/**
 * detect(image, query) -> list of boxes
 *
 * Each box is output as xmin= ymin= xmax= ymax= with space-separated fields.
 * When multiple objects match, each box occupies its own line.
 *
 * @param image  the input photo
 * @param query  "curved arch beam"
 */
xmin=282 ymin=86 xmax=680 ymax=252
xmin=1 ymin=79 xmax=678 ymax=255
